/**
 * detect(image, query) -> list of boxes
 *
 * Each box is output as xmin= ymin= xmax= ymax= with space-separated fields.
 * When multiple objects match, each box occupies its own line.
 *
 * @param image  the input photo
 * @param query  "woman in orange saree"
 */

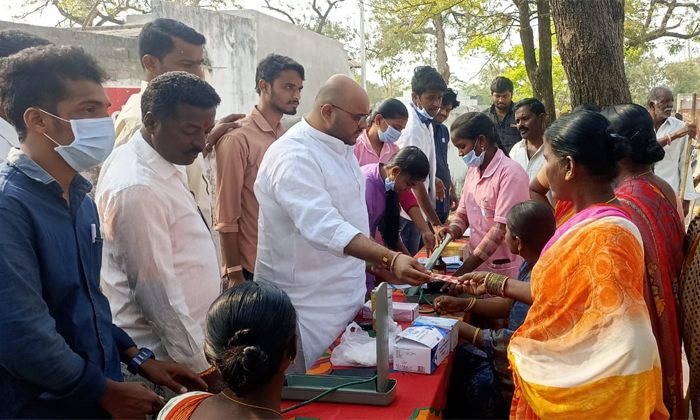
xmin=460 ymin=110 xmax=668 ymax=419
xmin=604 ymin=104 xmax=685 ymax=419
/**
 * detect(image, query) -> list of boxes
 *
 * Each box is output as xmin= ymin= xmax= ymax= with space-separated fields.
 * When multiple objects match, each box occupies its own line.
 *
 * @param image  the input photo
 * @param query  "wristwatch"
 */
xmin=127 ymin=348 xmax=155 ymax=374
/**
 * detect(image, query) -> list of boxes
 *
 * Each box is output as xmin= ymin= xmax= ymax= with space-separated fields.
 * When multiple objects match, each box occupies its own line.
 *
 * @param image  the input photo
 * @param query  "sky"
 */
xmin=1 ymin=0 xmax=697 ymax=89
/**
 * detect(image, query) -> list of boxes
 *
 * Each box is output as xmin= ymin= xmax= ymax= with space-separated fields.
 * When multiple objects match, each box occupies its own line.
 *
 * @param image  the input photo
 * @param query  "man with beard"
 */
xmin=216 ymin=54 xmax=305 ymax=286
xmin=255 ymin=74 xmax=432 ymax=370
xmin=647 ymin=86 xmax=698 ymax=215
xmin=484 ymin=76 xmax=520 ymax=154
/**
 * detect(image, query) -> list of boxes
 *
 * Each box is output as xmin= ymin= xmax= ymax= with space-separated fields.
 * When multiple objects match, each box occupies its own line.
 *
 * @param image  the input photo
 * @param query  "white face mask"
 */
xmin=40 ymin=109 xmax=116 ymax=172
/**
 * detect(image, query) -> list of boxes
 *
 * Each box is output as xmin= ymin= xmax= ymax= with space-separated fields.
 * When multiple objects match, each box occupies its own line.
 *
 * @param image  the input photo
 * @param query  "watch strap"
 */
xmin=127 ymin=348 xmax=155 ymax=374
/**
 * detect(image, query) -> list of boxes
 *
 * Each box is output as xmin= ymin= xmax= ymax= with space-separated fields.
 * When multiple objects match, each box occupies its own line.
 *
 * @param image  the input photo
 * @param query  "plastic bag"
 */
xmin=330 ymin=320 xmax=402 ymax=367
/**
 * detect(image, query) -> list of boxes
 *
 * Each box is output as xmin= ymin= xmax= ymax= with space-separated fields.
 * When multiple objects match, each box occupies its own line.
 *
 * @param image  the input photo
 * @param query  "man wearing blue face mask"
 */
xmin=396 ymin=66 xmax=447 ymax=255
xmin=432 ymin=88 xmax=461 ymax=224
xmin=0 ymin=45 xmax=207 ymax=419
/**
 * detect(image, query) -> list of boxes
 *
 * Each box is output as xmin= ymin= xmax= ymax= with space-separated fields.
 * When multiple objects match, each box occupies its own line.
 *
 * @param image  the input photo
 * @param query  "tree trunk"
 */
xmin=515 ymin=0 xmax=556 ymax=123
xmin=432 ymin=14 xmax=450 ymax=82
xmin=550 ymin=0 xmax=631 ymax=108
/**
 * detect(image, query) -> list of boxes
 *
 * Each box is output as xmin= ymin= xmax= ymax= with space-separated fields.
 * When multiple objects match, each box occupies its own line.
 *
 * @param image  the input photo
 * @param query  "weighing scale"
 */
xmin=281 ymin=282 xmax=397 ymax=406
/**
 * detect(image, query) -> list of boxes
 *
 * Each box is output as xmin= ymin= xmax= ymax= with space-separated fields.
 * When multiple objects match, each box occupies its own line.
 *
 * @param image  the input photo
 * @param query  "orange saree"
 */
xmin=508 ymin=205 xmax=668 ymax=419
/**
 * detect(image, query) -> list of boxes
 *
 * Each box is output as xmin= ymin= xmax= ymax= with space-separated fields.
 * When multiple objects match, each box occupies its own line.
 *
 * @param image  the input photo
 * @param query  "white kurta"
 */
xmin=254 ymin=118 xmax=369 ymax=368
xmin=655 ymin=116 xmax=700 ymax=201
xmin=397 ymin=104 xmax=437 ymax=219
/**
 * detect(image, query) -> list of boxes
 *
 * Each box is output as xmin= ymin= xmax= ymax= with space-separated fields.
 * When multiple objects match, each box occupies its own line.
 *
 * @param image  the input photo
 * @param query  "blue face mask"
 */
xmin=40 ymin=109 xmax=116 ymax=172
xmin=416 ymin=106 xmax=433 ymax=121
xmin=462 ymin=150 xmax=485 ymax=167
xmin=462 ymin=139 xmax=486 ymax=167
xmin=384 ymin=176 xmax=395 ymax=191
xmin=378 ymin=120 xmax=401 ymax=143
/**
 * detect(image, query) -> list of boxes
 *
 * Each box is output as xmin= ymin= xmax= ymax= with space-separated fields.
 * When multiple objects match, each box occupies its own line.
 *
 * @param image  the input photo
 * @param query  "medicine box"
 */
xmin=413 ymin=316 xmax=459 ymax=351
xmin=362 ymin=301 xmax=419 ymax=322
xmin=393 ymin=326 xmax=450 ymax=374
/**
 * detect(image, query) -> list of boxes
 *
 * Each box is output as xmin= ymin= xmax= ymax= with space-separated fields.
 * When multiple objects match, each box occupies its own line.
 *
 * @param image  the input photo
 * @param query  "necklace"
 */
xmin=636 ymin=170 xmax=653 ymax=177
xmin=605 ymin=196 xmax=617 ymax=204
xmin=221 ymin=390 xmax=283 ymax=419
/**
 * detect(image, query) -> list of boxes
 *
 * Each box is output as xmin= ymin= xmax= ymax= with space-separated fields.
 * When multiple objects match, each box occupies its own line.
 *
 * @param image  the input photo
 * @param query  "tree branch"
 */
xmin=16 ymin=0 xmax=50 ymax=20
xmin=95 ymin=11 xmax=125 ymax=25
xmin=262 ymin=0 xmax=297 ymax=25
xmin=50 ymin=0 xmax=87 ymax=26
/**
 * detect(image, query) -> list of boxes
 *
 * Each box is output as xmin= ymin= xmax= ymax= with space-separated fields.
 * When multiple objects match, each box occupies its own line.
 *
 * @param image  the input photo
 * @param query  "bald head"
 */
xmin=314 ymin=74 xmax=369 ymax=110
xmin=307 ymin=74 xmax=371 ymax=145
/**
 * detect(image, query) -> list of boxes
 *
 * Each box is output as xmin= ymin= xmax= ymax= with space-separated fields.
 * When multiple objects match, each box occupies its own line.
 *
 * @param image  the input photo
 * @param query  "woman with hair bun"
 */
xmin=458 ymin=110 xmax=667 ymax=419
xmin=158 ymin=282 xmax=297 ymax=419
xmin=603 ymin=103 xmax=685 ymax=419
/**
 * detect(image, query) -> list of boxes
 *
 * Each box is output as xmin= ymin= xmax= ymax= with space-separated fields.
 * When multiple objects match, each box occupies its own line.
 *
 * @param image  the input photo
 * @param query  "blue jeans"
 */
xmin=400 ymin=217 xmax=424 ymax=256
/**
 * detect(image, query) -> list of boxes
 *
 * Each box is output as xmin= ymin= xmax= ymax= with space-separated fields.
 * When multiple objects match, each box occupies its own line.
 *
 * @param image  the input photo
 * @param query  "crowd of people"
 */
xmin=0 ymin=15 xmax=699 ymax=420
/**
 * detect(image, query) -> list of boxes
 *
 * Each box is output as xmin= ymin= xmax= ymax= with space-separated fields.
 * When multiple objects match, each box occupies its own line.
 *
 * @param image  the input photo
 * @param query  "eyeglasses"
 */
xmin=327 ymin=104 xmax=369 ymax=125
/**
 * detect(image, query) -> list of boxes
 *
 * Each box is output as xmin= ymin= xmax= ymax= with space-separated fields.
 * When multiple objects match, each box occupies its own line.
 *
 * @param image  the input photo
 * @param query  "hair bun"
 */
xmin=608 ymin=132 xmax=630 ymax=162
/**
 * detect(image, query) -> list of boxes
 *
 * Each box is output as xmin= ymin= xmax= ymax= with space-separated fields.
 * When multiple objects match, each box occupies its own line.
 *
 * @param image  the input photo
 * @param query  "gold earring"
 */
xmin=565 ymin=172 xmax=572 ymax=181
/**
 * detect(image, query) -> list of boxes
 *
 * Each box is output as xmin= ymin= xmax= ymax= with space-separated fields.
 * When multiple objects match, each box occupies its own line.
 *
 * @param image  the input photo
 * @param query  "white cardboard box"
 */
xmin=362 ymin=301 xmax=419 ymax=321
xmin=394 ymin=326 xmax=450 ymax=374
xmin=413 ymin=316 xmax=460 ymax=351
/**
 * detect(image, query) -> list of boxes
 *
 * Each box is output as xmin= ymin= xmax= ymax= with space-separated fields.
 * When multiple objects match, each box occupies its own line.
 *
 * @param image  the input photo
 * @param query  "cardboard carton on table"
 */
xmin=394 ymin=326 xmax=450 ymax=374
xmin=413 ymin=316 xmax=460 ymax=351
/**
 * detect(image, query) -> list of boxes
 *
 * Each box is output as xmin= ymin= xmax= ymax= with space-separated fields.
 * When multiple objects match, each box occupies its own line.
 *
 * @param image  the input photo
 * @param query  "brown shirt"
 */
xmin=215 ymin=106 xmax=286 ymax=273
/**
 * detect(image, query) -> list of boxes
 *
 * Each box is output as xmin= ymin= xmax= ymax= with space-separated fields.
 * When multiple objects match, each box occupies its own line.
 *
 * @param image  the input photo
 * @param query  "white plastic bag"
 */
xmin=330 ymin=320 xmax=402 ymax=367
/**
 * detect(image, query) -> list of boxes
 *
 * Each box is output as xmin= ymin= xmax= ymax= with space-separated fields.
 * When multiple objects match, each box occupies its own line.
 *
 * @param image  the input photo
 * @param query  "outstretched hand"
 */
xmin=392 ymin=254 xmax=432 ymax=286
xmin=456 ymin=271 xmax=490 ymax=296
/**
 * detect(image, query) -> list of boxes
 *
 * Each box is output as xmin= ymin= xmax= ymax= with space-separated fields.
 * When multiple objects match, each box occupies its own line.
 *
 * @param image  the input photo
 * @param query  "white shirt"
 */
xmin=655 ymin=116 xmax=700 ymax=201
xmin=397 ymin=104 xmax=437 ymax=218
xmin=254 ymin=118 xmax=368 ymax=368
xmin=96 ymin=131 xmax=220 ymax=373
xmin=113 ymin=80 xmax=214 ymax=229
xmin=510 ymin=139 xmax=553 ymax=205
xmin=510 ymin=139 xmax=545 ymax=181
xmin=0 ymin=117 xmax=20 ymax=164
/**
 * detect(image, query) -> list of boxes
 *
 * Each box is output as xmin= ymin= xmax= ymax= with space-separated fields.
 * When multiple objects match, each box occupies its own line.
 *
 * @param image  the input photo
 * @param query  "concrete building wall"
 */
xmin=0 ymin=1 xmax=351 ymax=122
xmin=0 ymin=20 xmax=142 ymax=88
xmin=225 ymin=9 xmax=351 ymax=125
xmin=153 ymin=1 xmax=257 ymax=116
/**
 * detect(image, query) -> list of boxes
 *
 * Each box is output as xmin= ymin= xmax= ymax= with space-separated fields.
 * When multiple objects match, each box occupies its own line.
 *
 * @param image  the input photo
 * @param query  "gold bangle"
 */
xmin=198 ymin=366 xmax=217 ymax=377
xmin=464 ymin=297 xmax=476 ymax=312
xmin=471 ymin=327 xmax=481 ymax=346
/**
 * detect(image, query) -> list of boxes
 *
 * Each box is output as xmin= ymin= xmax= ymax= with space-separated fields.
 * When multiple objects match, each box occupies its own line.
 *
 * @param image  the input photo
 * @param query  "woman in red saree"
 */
xmin=604 ymin=104 xmax=685 ymax=419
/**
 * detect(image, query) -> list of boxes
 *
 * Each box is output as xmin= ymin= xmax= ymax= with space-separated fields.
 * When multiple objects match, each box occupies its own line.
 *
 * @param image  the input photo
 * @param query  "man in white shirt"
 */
xmin=0 ymin=29 xmax=51 ymax=163
xmin=647 ymin=86 xmax=698 ymax=215
xmin=255 ymin=74 xmax=432 ymax=370
xmin=511 ymin=98 xmax=547 ymax=181
xmin=397 ymin=66 xmax=447 ymax=255
xmin=97 ymin=72 xmax=223 ymax=393
xmin=113 ymin=18 xmax=218 ymax=228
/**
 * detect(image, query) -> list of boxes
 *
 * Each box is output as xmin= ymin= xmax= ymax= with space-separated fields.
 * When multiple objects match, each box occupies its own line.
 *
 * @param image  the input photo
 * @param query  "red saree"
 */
xmin=616 ymin=176 xmax=685 ymax=419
